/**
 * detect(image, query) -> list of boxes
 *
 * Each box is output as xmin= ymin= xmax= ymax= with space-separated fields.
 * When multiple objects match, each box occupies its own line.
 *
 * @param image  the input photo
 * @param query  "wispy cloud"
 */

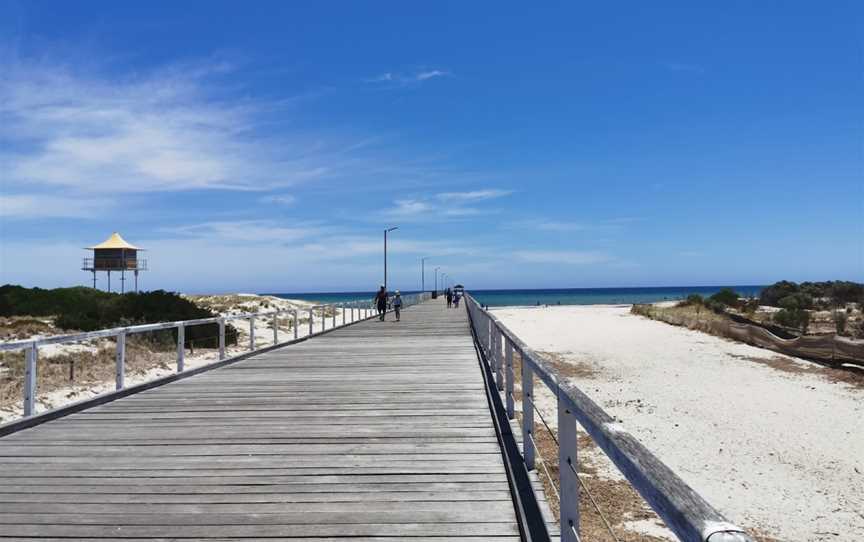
xmin=507 ymin=217 xmax=638 ymax=233
xmin=0 ymin=59 xmax=341 ymax=196
xmin=384 ymin=188 xmax=511 ymax=220
xmin=0 ymin=194 xmax=113 ymax=219
xmin=416 ymin=70 xmax=447 ymax=81
xmin=259 ymin=194 xmax=297 ymax=206
xmin=435 ymin=189 xmax=513 ymax=202
xmin=165 ymin=220 xmax=321 ymax=244
xmin=512 ymin=250 xmax=610 ymax=265
xmin=365 ymin=68 xmax=451 ymax=88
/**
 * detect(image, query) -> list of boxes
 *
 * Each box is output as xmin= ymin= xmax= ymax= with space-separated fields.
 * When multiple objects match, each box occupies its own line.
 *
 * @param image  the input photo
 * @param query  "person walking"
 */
xmin=374 ymin=285 xmax=388 ymax=321
xmin=393 ymin=290 xmax=403 ymax=321
xmin=446 ymin=288 xmax=453 ymax=309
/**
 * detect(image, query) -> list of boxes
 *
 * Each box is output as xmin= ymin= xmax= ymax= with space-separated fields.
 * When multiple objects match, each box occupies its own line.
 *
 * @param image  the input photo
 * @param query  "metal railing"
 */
xmin=465 ymin=293 xmax=753 ymax=542
xmin=81 ymin=257 xmax=148 ymax=271
xmin=0 ymin=293 xmax=430 ymax=420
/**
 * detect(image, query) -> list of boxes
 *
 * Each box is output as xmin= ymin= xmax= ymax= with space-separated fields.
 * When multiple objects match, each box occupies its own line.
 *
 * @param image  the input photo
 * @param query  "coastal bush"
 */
xmin=777 ymin=293 xmax=813 ymax=311
xmin=709 ymin=288 xmax=740 ymax=308
xmin=759 ymin=281 xmax=800 ymax=307
xmin=677 ymin=294 xmax=704 ymax=308
xmin=0 ymin=284 xmax=236 ymax=348
xmin=760 ymin=280 xmax=863 ymax=309
xmin=834 ymin=311 xmax=848 ymax=335
xmin=704 ymin=299 xmax=726 ymax=314
xmin=742 ymin=298 xmax=760 ymax=314
xmin=774 ymin=308 xmax=810 ymax=334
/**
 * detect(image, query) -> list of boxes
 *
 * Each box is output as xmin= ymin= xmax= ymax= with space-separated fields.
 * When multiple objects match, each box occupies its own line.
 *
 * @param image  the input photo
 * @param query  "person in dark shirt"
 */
xmin=446 ymin=288 xmax=453 ymax=308
xmin=374 ymin=285 xmax=388 ymax=321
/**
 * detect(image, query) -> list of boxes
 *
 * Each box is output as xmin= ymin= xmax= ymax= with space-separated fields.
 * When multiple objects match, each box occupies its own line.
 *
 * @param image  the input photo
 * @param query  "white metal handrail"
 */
xmin=1 ymin=292 xmax=431 ymax=419
xmin=464 ymin=293 xmax=753 ymax=542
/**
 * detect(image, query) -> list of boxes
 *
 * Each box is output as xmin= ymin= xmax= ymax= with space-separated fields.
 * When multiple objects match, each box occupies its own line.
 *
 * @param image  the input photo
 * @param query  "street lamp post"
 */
xmin=421 ymin=257 xmax=430 ymax=292
xmin=384 ymin=226 xmax=398 ymax=291
xmin=434 ymin=267 xmax=441 ymax=294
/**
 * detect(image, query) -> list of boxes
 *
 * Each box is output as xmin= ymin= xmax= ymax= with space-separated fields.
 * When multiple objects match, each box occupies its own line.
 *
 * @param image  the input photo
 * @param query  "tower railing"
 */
xmin=81 ymin=257 xmax=148 ymax=271
xmin=464 ymin=293 xmax=753 ymax=542
xmin=0 ymin=293 xmax=431 ymax=424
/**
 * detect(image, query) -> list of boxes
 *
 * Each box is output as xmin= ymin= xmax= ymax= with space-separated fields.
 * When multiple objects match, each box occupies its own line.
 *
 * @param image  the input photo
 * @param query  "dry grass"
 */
xmin=729 ymin=353 xmax=864 ymax=390
xmin=0 ymin=316 xmax=56 ymax=341
xmin=511 ymin=351 xmax=670 ymax=542
xmin=511 ymin=350 xmax=782 ymax=542
xmin=0 ymin=337 xmax=181 ymax=412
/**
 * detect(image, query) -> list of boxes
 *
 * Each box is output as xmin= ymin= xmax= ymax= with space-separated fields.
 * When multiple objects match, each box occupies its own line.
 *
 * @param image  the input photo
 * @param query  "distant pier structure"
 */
xmin=82 ymin=232 xmax=148 ymax=293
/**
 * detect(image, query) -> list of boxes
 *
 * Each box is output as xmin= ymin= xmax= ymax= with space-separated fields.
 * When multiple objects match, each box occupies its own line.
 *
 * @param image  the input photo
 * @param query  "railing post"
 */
xmin=115 ymin=331 xmax=126 ymax=390
xmin=505 ymin=339 xmax=514 ymax=419
xmin=273 ymin=312 xmax=278 ymax=344
xmin=322 ymin=307 xmax=326 ymax=332
xmin=177 ymin=324 xmax=185 ymax=372
xmin=218 ymin=317 xmax=226 ymax=360
xmin=522 ymin=362 xmax=535 ymax=470
xmin=309 ymin=308 xmax=314 ymax=336
xmin=488 ymin=323 xmax=498 ymax=376
xmin=342 ymin=303 xmax=346 ymax=325
xmin=486 ymin=317 xmax=493 ymax=357
xmin=293 ymin=309 xmax=299 ymax=339
xmin=332 ymin=305 xmax=337 ymax=328
xmin=495 ymin=327 xmax=504 ymax=391
xmin=559 ymin=395 xmax=580 ymax=541
xmin=23 ymin=344 xmax=37 ymax=417
xmin=249 ymin=316 xmax=256 ymax=351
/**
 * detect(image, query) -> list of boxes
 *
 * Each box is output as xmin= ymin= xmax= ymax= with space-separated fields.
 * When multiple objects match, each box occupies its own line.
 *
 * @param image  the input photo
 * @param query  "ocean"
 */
xmin=269 ymin=286 xmax=764 ymax=307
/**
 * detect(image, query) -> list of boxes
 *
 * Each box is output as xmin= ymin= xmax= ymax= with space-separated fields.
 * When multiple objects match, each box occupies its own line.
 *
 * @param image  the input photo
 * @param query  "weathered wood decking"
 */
xmin=0 ymin=301 xmax=521 ymax=540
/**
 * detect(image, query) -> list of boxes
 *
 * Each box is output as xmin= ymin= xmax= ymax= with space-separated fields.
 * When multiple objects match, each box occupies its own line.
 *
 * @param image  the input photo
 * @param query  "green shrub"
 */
xmin=774 ymin=308 xmax=810 ymax=334
xmin=742 ymin=298 xmax=760 ymax=314
xmin=834 ymin=311 xmax=848 ymax=335
xmin=704 ymin=299 xmax=726 ymax=314
xmin=677 ymin=294 xmax=704 ymax=307
xmin=760 ymin=280 xmax=863 ymax=309
xmin=709 ymin=288 xmax=740 ymax=308
xmin=760 ymin=281 xmax=800 ymax=307
xmin=777 ymin=293 xmax=813 ymax=311
xmin=0 ymin=284 xmax=235 ymax=348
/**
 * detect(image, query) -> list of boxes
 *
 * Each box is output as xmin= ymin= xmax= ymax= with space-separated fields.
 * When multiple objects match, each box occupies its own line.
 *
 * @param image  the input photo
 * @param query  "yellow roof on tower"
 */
xmin=87 ymin=232 xmax=142 ymax=250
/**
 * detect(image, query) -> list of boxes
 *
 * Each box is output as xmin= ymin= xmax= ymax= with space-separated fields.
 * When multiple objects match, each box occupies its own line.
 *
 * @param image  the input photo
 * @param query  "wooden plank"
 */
xmin=0 ymin=300 xmax=521 ymax=539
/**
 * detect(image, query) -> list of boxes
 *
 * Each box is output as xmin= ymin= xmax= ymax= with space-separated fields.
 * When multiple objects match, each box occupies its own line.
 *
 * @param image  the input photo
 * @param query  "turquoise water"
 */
xmin=268 ymin=286 xmax=763 ymax=307
xmin=470 ymin=286 xmax=763 ymax=307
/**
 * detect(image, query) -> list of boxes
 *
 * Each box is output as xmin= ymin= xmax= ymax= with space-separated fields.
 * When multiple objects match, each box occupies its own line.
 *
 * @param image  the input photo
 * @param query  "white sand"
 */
xmin=494 ymin=305 xmax=864 ymax=541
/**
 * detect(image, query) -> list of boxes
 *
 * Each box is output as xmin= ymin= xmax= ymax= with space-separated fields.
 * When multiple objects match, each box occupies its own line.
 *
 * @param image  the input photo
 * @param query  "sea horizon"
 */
xmin=268 ymin=285 xmax=765 ymax=307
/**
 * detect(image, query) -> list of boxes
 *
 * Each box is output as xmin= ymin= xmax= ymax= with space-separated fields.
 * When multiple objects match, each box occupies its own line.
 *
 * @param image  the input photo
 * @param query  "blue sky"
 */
xmin=1 ymin=1 xmax=861 ymax=293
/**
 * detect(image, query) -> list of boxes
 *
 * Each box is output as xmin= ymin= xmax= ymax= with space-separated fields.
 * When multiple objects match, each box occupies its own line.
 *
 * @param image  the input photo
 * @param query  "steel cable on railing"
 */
xmin=522 ymin=386 xmax=622 ymax=542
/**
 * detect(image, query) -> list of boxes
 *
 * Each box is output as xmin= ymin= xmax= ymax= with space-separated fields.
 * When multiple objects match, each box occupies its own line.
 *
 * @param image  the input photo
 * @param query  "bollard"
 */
xmin=559 ymin=396 xmax=580 ymax=541
xmin=177 ymin=324 xmax=185 ymax=372
xmin=23 ymin=345 xmax=38 ymax=417
xmin=115 ymin=331 xmax=126 ymax=390
xmin=218 ymin=317 xmax=226 ymax=360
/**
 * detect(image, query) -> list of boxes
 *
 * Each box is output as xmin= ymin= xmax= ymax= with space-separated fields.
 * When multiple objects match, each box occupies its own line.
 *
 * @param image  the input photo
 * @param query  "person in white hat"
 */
xmin=393 ymin=291 xmax=403 ymax=322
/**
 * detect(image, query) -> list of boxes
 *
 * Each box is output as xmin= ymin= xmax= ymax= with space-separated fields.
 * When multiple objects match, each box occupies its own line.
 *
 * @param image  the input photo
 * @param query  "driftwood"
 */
xmin=633 ymin=306 xmax=864 ymax=367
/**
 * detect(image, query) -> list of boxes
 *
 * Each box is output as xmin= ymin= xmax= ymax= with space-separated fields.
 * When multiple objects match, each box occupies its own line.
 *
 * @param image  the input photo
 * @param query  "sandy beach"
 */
xmin=494 ymin=304 xmax=864 ymax=541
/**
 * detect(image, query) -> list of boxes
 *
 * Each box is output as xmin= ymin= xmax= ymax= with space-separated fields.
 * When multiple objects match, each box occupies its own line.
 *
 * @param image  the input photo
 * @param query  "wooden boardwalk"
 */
xmin=0 ymin=300 xmax=522 ymax=541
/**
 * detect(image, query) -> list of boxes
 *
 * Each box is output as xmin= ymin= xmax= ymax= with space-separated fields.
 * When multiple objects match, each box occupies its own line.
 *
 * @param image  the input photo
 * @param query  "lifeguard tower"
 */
xmin=82 ymin=232 xmax=148 ymax=293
